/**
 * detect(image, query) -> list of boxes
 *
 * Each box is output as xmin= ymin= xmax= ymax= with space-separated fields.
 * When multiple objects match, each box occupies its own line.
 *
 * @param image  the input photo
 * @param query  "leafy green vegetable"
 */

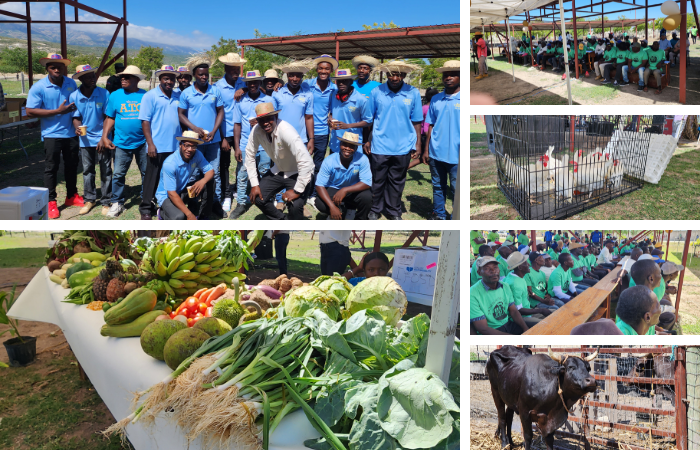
xmin=349 ymin=410 xmax=400 ymax=450
xmin=315 ymin=380 xmax=362 ymax=427
xmin=345 ymin=277 xmax=407 ymax=326
xmin=284 ymin=286 xmax=341 ymax=321
xmin=312 ymin=274 xmax=353 ymax=304
xmin=387 ymin=314 xmax=430 ymax=364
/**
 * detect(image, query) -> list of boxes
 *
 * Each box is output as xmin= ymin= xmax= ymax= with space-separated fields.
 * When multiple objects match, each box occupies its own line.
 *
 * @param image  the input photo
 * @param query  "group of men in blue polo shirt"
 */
xmin=25 ymin=50 xmax=460 ymax=220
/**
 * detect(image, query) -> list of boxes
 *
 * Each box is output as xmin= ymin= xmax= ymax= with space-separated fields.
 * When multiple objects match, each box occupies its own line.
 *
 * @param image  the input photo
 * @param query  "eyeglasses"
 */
xmin=181 ymin=142 xmax=197 ymax=149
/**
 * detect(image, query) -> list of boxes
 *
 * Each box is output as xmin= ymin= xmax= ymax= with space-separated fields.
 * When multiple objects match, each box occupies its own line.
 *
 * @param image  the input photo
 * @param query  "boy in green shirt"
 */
xmin=471 ymin=244 xmax=495 ymax=286
xmin=570 ymin=244 xmax=599 ymax=293
xmin=504 ymin=252 xmax=552 ymax=328
xmin=525 ymin=252 xmax=563 ymax=309
xmin=615 ymin=285 xmax=660 ymax=335
xmin=496 ymin=245 xmax=512 ymax=278
xmin=548 ymin=253 xmax=578 ymax=303
xmin=517 ymin=231 xmax=530 ymax=247
xmin=643 ymin=41 xmax=666 ymax=94
xmin=623 ymin=42 xmax=649 ymax=91
xmin=596 ymin=42 xmax=617 ymax=81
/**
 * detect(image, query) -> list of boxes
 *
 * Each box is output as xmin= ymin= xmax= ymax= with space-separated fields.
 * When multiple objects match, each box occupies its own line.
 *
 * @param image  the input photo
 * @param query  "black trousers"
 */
xmin=310 ymin=134 xmax=330 ymax=197
xmin=159 ymin=185 xmax=210 ymax=220
xmin=254 ymin=171 xmax=312 ymax=220
xmin=320 ymin=241 xmax=351 ymax=275
xmin=274 ymin=233 xmax=290 ymax=275
xmin=369 ymin=153 xmax=411 ymax=217
xmin=44 ymin=136 xmax=80 ymax=202
xmin=140 ymin=151 xmax=173 ymax=215
xmin=220 ymin=136 xmax=234 ymax=201
xmin=313 ymin=187 xmax=372 ymax=220
xmin=495 ymin=321 xmax=524 ymax=335
xmin=577 ymin=278 xmax=599 ymax=286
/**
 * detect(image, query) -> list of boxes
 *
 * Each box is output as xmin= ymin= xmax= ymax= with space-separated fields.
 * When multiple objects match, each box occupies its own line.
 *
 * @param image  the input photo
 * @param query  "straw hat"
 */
xmin=506 ymin=251 xmax=528 ymax=271
xmin=436 ymin=60 xmax=460 ymax=73
xmin=117 ymin=65 xmax=146 ymax=80
xmin=331 ymin=68 xmax=356 ymax=80
xmin=176 ymin=66 xmax=192 ymax=77
xmin=156 ymin=65 xmax=179 ymax=78
xmin=185 ymin=51 xmax=217 ymax=71
xmin=264 ymin=69 xmax=280 ymax=81
xmin=40 ymin=53 xmax=70 ymax=67
xmin=274 ymin=58 xmax=313 ymax=74
xmin=373 ymin=59 xmax=422 ymax=75
xmin=473 ymin=31 xmax=484 ymax=36
xmin=337 ymin=131 xmax=360 ymax=146
xmin=352 ymin=55 xmax=380 ymax=69
xmin=314 ymin=54 xmax=339 ymax=71
xmin=218 ymin=52 xmax=247 ymax=66
xmin=568 ymin=242 xmax=585 ymax=251
xmin=176 ymin=130 xmax=203 ymax=145
xmin=255 ymin=103 xmax=281 ymax=119
xmin=243 ymin=69 xmax=265 ymax=81
xmin=72 ymin=64 xmax=98 ymax=80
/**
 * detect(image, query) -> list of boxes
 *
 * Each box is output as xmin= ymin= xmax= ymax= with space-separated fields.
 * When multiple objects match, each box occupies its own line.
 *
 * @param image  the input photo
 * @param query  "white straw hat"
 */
xmin=176 ymin=130 xmax=203 ymax=145
xmin=274 ymin=58 xmax=314 ymax=74
xmin=243 ymin=69 xmax=265 ymax=81
xmin=40 ymin=53 xmax=70 ymax=67
xmin=352 ymin=55 xmax=380 ymax=68
xmin=435 ymin=60 xmax=460 ymax=73
xmin=72 ymin=64 xmax=98 ymax=80
xmin=155 ymin=64 xmax=179 ymax=78
xmin=117 ymin=65 xmax=146 ymax=80
xmin=264 ymin=69 xmax=280 ymax=80
xmin=337 ymin=131 xmax=360 ymax=146
xmin=373 ymin=59 xmax=422 ymax=75
xmin=314 ymin=54 xmax=339 ymax=71
xmin=218 ymin=52 xmax=247 ymax=66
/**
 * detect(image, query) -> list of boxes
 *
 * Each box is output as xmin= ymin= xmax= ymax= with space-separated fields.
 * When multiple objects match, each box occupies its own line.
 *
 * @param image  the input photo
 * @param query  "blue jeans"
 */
xmin=429 ymin=159 xmax=457 ymax=219
xmin=531 ymin=301 xmax=559 ymax=311
xmin=575 ymin=284 xmax=590 ymax=294
xmin=235 ymin=149 xmax=271 ymax=205
xmin=622 ymin=65 xmax=645 ymax=85
xmin=81 ymin=147 xmax=112 ymax=206
xmin=191 ymin=142 xmax=221 ymax=204
xmin=111 ymin=143 xmax=147 ymax=205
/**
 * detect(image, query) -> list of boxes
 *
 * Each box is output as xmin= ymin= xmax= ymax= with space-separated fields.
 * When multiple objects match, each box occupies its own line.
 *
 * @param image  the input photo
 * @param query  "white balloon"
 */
xmin=660 ymin=0 xmax=680 ymax=16
xmin=523 ymin=26 xmax=529 ymax=33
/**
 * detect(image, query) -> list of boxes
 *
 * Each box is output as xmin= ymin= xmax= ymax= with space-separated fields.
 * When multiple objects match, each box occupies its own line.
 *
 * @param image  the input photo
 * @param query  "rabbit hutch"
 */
xmin=492 ymin=115 xmax=672 ymax=220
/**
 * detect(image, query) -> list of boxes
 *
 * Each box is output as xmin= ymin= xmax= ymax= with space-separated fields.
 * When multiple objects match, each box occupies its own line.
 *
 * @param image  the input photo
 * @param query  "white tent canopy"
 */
xmin=470 ymin=0 xmax=555 ymax=28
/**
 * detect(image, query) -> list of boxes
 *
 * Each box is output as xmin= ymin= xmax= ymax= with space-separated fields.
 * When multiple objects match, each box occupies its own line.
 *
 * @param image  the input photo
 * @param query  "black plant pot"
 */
xmin=3 ymin=336 xmax=37 ymax=367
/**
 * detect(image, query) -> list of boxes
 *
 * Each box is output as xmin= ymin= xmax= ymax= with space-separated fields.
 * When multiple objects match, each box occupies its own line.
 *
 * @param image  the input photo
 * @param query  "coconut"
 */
xmin=47 ymin=260 xmax=62 ymax=272
xmin=140 ymin=319 xmax=187 ymax=361
xmin=163 ymin=328 xmax=210 ymax=370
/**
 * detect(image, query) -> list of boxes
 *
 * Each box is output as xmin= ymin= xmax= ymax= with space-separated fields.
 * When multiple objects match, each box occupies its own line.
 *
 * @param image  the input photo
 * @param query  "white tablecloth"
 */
xmin=9 ymin=267 xmax=319 ymax=450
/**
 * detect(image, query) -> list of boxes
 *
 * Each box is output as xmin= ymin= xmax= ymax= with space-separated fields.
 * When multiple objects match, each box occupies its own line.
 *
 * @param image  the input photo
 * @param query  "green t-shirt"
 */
xmin=547 ymin=248 xmax=559 ymax=261
xmin=628 ymin=50 xmax=648 ymax=68
xmin=692 ymin=28 xmax=698 ymax=36
xmin=524 ymin=267 xmax=548 ymax=303
xmin=615 ymin=50 xmax=629 ymax=64
xmin=556 ymin=47 xmax=564 ymax=55
xmin=553 ymin=234 xmax=561 ymax=241
xmin=547 ymin=47 xmax=556 ymax=55
xmin=586 ymin=43 xmax=596 ymax=52
xmin=487 ymin=231 xmax=500 ymax=242
xmin=603 ymin=48 xmax=617 ymax=61
xmin=629 ymin=277 xmax=666 ymax=301
xmin=646 ymin=48 xmax=666 ymax=70
xmin=470 ymin=261 xmax=481 ymax=286
xmin=471 ymin=230 xmax=484 ymax=255
xmin=470 ymin=281 xmax=514 ymax=330
xmin=561 ymin=247 xmax=570 ymax=254
xmin=571 ymin=255 xmax=585 ymax=282
xmin=517 ymin=234 xmax=529 ymax=247
xmin=616 ymin=317 xmax=655 ymax=335
xmin=504 ymin=272 xmax=531 ymax=318
xmin=505 ymin=234 xmax=515 ymax=243
xmin=586 ymin=254 xmax=597 ymax=268
xmin=548 ymin=265 xmax=573 ymax=297
xmin=568 ymin=47 xmax=576 ymax=59
xmin=496 ymin=254 xmax=509 ymax=278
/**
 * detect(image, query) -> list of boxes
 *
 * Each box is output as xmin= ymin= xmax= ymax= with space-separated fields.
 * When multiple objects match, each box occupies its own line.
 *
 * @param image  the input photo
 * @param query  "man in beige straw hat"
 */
xmin=155 ymin=130 xmax=214 ymax=220
xmin=329 ymin=68 xmax=372 ymax=155
xmin=26 ymin=52 xmax=83 ymax=219
xmin=351 ymin=55 xmax=381 ymax=99
xmin=245 ymin=103 xmax=314 ymax=220
xmin=99 ymin=65 xmax=147 ymax=218
xmin=272 ymin=59 xmax=314 ymax=149
xmin=314 ymin=131 xmax=372 ymax=220
xmin=262 ymin=69 xmax=281 ymax=96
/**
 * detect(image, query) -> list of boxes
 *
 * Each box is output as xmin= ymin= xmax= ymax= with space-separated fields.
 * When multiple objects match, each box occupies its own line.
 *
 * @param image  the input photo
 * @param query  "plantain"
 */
xmin=167 ymin=256 xmax=181 ymax=274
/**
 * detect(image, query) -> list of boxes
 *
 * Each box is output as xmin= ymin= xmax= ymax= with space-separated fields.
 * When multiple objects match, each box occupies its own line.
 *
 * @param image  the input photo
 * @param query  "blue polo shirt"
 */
xmin=156 ymin=149 xmax=214 ymax=205
xmin=232 ymin=92 xmax=272 ymax=153
xmin=329 ymin=89 xmax=372 ymax=153
xmin=70 ymin=86 xmax=109 ymax=148
xmin=215 ymin=77 xmax=246 ymax=138
xmin=27 ymin=75 xmax=78 ymax=139
xmin=105 ymin=88 xmax=146 ymax=149
xmin=272 ymin=84 xmax=313 ymax=143
xmin=352 ymin=79 xmax=381 ymax=100
xmin=425 ymin=91 xmax=460 ymax=164
xmin=178 ymin=84 xmax=224 ymax=144
xmin=302 ymin=77 xmax=336 ymax=137
xmin=138 ymin=86 xmax=182 ymax=154
xmin=368 ymin=82 xmax=423 ymax=156
xmin=315 ymin=151 xmax=372 ymax=190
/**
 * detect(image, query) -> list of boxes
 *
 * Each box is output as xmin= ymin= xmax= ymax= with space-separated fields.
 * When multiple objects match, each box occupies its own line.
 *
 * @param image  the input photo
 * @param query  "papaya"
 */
xmin=65 ymin=262 xmax=93 ymax=281
xmin=68 ymin=266 xmax=102 ymax=288
xmin=103 ymin=288 xmax=158 ymax=326
xmin=100 ymin=310 xmax=167 ymax=338
xmin=71 ymin=252 xmax=107 ymax=262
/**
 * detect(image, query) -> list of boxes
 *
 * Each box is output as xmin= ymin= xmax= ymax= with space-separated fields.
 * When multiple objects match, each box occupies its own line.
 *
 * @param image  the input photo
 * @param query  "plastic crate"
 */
xmin=644 ymin=134 xmax=678 ymax=184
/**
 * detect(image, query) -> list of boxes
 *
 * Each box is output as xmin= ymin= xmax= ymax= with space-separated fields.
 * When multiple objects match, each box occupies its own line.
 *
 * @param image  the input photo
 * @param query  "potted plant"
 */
xmin=1 ymin=286 xmax=37 ymax=366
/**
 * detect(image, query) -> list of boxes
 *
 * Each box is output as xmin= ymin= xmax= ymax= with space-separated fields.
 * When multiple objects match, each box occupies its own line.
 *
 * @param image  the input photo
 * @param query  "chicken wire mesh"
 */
xmin=492 ymin=116 xmax=657 ymax=220
xmin=470 ymin=346 xmax=680 ymax=450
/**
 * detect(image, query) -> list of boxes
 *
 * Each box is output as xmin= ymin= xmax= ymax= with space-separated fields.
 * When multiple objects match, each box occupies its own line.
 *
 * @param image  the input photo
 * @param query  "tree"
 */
xmin=65 ymin=50 xmax=118 ymax=77
xmin=132 ymin=46 xmax=164 ymax=75
xmin=238 ymin=30 xmax=290 ymax=76
xmin=0 ymin=47 xmax=45 ymax=75
xmin=414 ymin=57 xmax=459 ymax=90
xmin=208 ymin=37 xmax=239 ymax=79
xmin=362 ymin=21 xmax=399 ymax=30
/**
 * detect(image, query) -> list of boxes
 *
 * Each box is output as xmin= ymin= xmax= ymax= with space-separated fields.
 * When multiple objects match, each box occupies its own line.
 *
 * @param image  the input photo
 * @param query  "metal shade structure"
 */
xmin=470 ymin=18 xmax=652 ymax=32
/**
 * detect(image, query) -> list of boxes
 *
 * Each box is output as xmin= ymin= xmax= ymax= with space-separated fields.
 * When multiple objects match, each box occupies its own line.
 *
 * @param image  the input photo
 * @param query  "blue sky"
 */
xmin=5 ymin=0 xmax=460 ymax=51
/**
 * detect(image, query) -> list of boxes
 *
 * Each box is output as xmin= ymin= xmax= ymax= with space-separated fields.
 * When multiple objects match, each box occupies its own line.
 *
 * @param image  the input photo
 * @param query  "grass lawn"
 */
xmin=0 ymin=231 xmax=52 ymax=268
xmin=469 ymin=117 xmax=700 ymax=220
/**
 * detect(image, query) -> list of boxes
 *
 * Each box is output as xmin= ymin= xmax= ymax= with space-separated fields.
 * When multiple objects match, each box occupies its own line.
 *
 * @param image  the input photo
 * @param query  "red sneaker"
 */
xmin=64 ymin=193 xmax=85 ymax=207
xmin=48 ymin=201 xmax=59 ymax=219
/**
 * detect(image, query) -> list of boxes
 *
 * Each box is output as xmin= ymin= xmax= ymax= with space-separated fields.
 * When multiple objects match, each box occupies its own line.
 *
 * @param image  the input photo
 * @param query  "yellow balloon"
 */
xmin=660 ymin=0 xmax=680 ymax=16
xmin=523 ymin=21 xmax=529 ymax=26
xmin=663 ymin=14 xmax=680 ymax=31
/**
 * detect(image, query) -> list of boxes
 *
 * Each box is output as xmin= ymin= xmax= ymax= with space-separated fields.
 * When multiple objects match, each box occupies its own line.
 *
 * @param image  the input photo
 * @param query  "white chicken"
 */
xmin=502 ymin=153 xmax=548 ymax=203
xmin=549 ymin=153 xmax=575 ymax=204
xmin=605 ymin=159 xmax=625 ymax=190
xmin=571 ymin=148 xmax=614 ymax=198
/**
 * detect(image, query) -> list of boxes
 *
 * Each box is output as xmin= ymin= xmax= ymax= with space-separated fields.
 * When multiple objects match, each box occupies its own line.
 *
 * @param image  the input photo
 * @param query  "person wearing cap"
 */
xmin=615 ymin=285 xmax=660 ymax=335
xmin=99 ymin=65 xmax=148 ymax=218
xmin=328 ymin=68 xmax=372 ymax=158
xmin=228 ymin=69 xmax=273 ymax=220
xmin=26 ymin=53 xmax=84 ymax=219
xmin=473 ymin=32 xmax=489 ymax=79
xmin=470 ymin=256 xmax=529 ymax=335
xmin=314 ymin=131 xmax=372 ymax=220
xmin=173 ymin=67 xmax=192 ymax=94
xmin=245 ymin=103 xmax=315 ymax=220
xmin=366 ymin=60 xmax=423 ymax=220
xmin=262 ymin=69 xmax=280 ymax=96
xmin=155 ymin=131 xmax=214 ymax=220
xmin=105 ymin=62 xmax=125 ymax=94
xmin=504 ymin=252 xmax=552 ymax=328
xmin=548 ymin=253 xmax=579 ymax=303
xmin=215 ymin=53 xmax=248 ymax=214
xmin=471 ymin=244 xmax=494 ymax=286
xmin=540 ymin=253 xmax=556 ymax=281
xmin=526 ymin=252 xmax=562 ymax=309
xmin=138 ymin=65 xmax=182 ymax=220
xmin=272 ymin=60 xmax=314 ymax=150
xmin=470 ymin=230 xmax=486 ymax=257
xmin=622 ymin=42 xmax=648 ymax=91
xmin=69 ymin=64 xmax=111 ymax=216
xmin=351 ymin=55 xmax=381 ymax=100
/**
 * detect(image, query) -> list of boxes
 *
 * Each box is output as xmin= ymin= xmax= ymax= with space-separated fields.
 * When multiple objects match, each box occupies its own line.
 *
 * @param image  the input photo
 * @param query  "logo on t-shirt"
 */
xmin=297 ymin=96 xmax=307 ymax=104
xmin=96 ymin=103 xmax=103 ymax=108
xmin=66 ymin=87 xmax=74 ymax=92
xmin=191 ymin=162 xmax=196 ymax=169
xmin=536 ymin=281 xmax=546 ymax=291
xmin=403 ymin=98 xmax=411 ymax=106
xmin=455 ymin=103 xmax=460 ymax=109
xmin=492 ymin=302 xmax=507 ymax=321
xmin=348 ymin=106 xmax=357 ymax=112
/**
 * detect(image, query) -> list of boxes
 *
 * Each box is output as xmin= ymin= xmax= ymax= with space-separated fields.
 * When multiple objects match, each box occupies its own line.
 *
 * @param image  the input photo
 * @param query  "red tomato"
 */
xmin=185 ymin=297 xmax=198 ymax=311
xmin=195 ymin=312 xmax=204 ymax=318
xmin=179 ymin=307 xmax=189 ymax=318
xmin=198 ymin=302 xmax=208 ymax=314
xmin=169 ymin=311 xmax=177 ymax=319
xmin=193 ymin=316 xmax=204 ymax=324
xmin=187 ymin=318 xmax=194 ymax=327
xmin=205 ymin=307 xmax=213 ymax=317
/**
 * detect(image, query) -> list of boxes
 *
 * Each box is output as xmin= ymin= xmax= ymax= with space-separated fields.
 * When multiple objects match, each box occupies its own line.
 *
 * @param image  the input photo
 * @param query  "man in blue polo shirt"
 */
xmin=423 ymin=60 xmax=460 ymax=221
xmin=173 ymin=66 xmax=191 ymax=94
xmin=314 ymin=131 xmax=372 ymax=220
xmin=366 ymin=60 xmax=423 ymax=220
xmin=26 ymin=53 xmax=84 ymax=219
xmin=215 ymin=53 xmax=247 ymax=213
xmin=156 ymin=131 xmax=214 ymax=220
xmin=138 ymin=65 xmax=182 ymax=220
xmin=178 ymin=60 xmax=225 ymax=218
xmin=272 ymin=60 xmax=314 ymax=149
xmin=351 ymin=55 xmax=381 ymax=100
xmin=69 ymin=64 xmax=110 ymax=216
xmin=591 ymin=230 xmax=603 ymax=245
xmin=228 ymin=69 xmax=273 ymax=220
xmin=99 ymin=65 xmax=148 ymax=218
xmin=328 ymin=68 xmax=372 ymax=154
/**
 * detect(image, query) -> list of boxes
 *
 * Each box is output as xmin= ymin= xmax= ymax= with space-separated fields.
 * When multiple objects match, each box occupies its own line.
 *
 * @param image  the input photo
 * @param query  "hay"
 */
xmin=273 ymin=58 xmax=314 ymax=73
xmin=186 ymin=50 xmax=217 ymax=71
xmin=372 ymin=59 xmax=423 ymax=77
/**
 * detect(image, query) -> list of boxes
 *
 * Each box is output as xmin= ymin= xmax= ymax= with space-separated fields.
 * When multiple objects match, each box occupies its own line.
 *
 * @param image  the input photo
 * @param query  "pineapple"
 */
xmin=92 ymin=270 xmax=110 ymax=302
xmin=106 ymin=278 xmax=125 ymax=302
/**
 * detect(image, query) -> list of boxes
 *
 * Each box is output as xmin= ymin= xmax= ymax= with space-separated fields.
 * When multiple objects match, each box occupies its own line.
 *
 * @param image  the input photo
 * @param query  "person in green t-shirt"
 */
xmin=470 ymin=257 xmax=529 ymax=335
xmin=496 ymin=245 xmax=513 ymax=278
xmin=553 ymin=41 xmax=566 ymax=72
xmin=471 ymin=244 xmax=495 ymax=286
xmin=504 ymin=252 xmax=552 ymax=328
xmin=548 ymin=253 xmax=578 ymax=303
xmin=471 ymin=230 xmax=486 ymax=256
xmin=691 ymin=26 xmax=697 ymax=44
xmin=553 ymin=231 xmax=562 ymax=242
xmin=627 ymin=258 xmax=672 ymax=334
xmin=643 ymin=41 xmax=666 ymax=95
xmin=583 ymin=246 xmax=608 ymax=279
xmin=616 ymin=285 xmax=660 ymax=335
xmin=505 ymin=230 xmax=516 ymax=243
xmin=612 ymin=41 xmax=631 ymax=86
xmin=547 ymin=241 xmax=560 ymax=266
xmin=597 ymin=41 xmax=617 ymax=82
xmin=623 ymin=42 xmax=649 ymax=91
xmin=570 ymin=245 xmax=599 ymax=293
xmin=487 ymin=230 xmax=500 ymax=243
xmin=525 ymin=252 xmax=562 ymax=309
xmin=517 ymin=231 xmax=530 ymax=248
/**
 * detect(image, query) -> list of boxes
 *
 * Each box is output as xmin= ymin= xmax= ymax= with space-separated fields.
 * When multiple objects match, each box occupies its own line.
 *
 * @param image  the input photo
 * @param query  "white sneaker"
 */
xmin=106 ymin=203 xmax=125 ymax=218
xmin=306 ymin=197 xmax=319 ymax=212
xmin=222 ymin=198 xmax=232 ymax=212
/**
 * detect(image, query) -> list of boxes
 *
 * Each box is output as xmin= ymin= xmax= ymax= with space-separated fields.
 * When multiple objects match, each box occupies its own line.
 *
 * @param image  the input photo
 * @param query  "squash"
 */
xmin=68 ymin=266 xmax=102 ymax=288
xmin=100 ymin=310 xmax=167 ymax=337
xmin=71 ymin=252 xmax=107 ymax=262
xmin=66 ymin=262 xmax=94 ymax=281
xmin=103 ymin=288 xmax=157 ymax=326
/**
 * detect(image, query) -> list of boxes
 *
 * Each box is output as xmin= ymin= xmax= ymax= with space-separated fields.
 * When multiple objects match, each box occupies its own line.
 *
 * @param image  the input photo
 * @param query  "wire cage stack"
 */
xmin=493 ymin=115 xmax=658 ymax=219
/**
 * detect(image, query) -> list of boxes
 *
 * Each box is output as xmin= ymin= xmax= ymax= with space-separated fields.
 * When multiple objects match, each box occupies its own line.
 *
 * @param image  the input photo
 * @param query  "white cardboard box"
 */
xmin=392 ymin=246 xmax=439 ymax=305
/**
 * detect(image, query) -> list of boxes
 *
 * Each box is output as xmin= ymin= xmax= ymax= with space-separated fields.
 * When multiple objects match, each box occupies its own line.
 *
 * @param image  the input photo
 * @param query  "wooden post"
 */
xmin=606 ymin=358 xmax=619 ymax=424
xmin=645 ymin=0 xmax=649 ymax=40
xmin=59 ymin=1 xmax=67 ymax=58
xmin=681 ymin=0 xmax=688 ymax=104
xmin=26 ymin=2 xmax=33 ymax=88
xmin=676 ymin=346 xmax=688 ymax=450
xmin=666 ymin=231 xmax=672 ymax=264
xmin=373 ymin=231 xmax=383 ymax=252
xmin=687 ymin=347 xmax=700 ymax=450
xmin=676 ymin=230 xmax=692 ymax=315
xmin=531 ymin=230 xmax=537 ymax=253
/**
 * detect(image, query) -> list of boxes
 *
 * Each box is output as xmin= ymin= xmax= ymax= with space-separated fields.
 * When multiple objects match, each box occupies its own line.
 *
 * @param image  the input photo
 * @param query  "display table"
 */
xmin=0 ymin=118 xmax=38 ymax=160
xmin=8 ymin=267 xmax=319 ymax=450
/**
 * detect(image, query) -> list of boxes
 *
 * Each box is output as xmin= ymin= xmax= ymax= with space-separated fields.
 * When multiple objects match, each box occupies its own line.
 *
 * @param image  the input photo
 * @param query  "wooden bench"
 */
xmin=523 ymin=266 xmax=623 ymax=335
xmin=608 ymin=63 xmax=671 ymax=89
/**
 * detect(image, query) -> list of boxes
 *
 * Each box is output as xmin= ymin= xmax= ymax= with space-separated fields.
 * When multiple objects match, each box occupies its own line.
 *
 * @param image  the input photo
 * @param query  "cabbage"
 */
xmin=283 ymin=285 xmax=341 ymax=321
xmin=313 ymin=274 xmax=353 ymax=304
xmin=345 ymin=277 xmax=407 ymax=326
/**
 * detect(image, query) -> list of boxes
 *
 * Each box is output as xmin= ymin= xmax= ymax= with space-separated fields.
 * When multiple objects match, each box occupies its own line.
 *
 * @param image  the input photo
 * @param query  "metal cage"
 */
xmin=493 ymin=115 xmax=658 ymax=219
